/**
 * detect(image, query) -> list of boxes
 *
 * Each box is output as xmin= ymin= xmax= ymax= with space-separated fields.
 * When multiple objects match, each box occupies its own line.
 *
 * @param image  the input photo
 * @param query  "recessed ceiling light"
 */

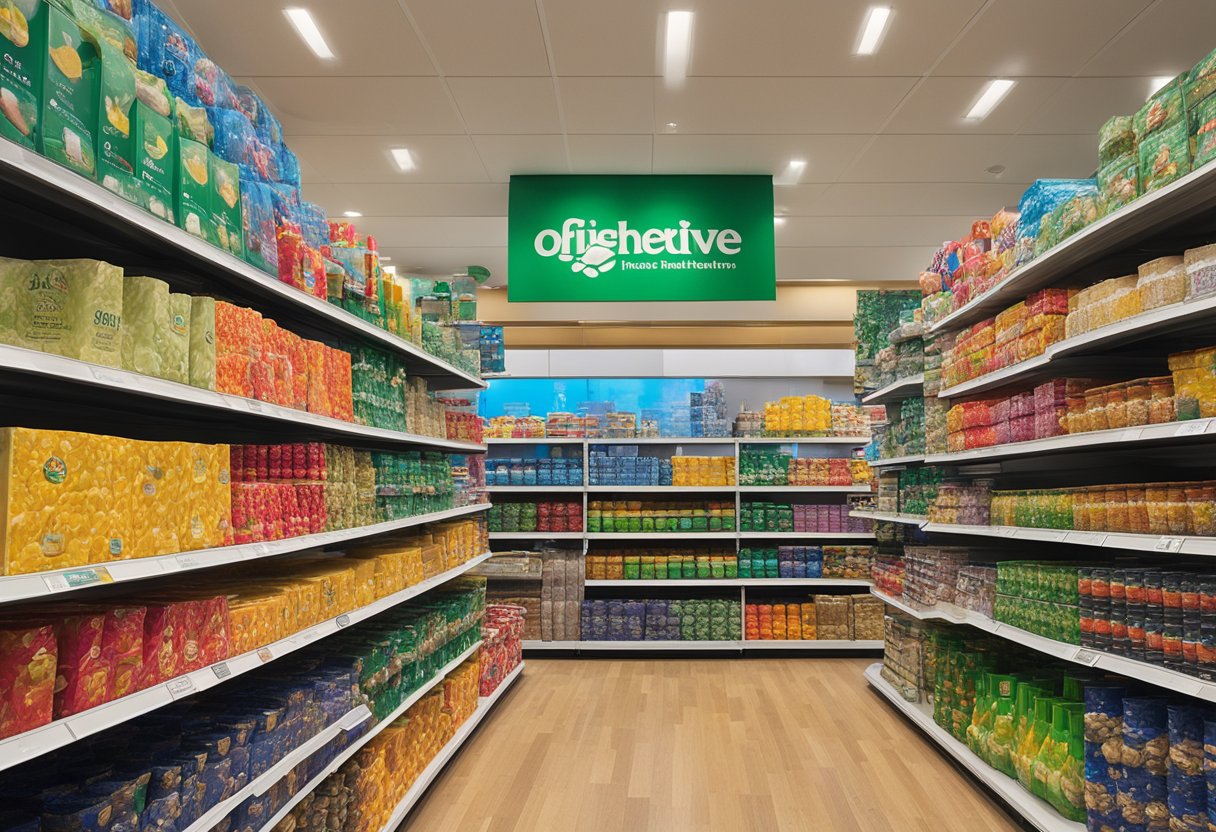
xmin=774 ymin=216 xmax=786 ymax=227
xmin=390 ymin=147 xmax=415 ymax=171
xmin=855 ymin=6 xmax=891 ymax=55
xmin=343 ymin=210 xmax=362 ymax=218
xmin=985 ymin=164 xmax=1006 ymax=177
xmin=774 ymin=159 xmax=806 ymax=186
xmin=965 ymin=79 xmax=1015 ymax=121
xmin=283 ymin=8 xmax=335 ymax=60
xmin=1148 ymin=76 xmax=1176 ymax=98
xmin=665 ymin=121 xmax=678 ymax=129
xmin=663 ymin=11 xmax=693 ymax=88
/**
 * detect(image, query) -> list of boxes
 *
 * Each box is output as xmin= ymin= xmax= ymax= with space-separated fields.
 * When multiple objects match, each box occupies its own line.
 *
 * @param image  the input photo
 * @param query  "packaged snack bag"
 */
xmin=163 ymin=292 xmax=191 ymax=384
xmin=209 ymin=151 xmax=242 ymax=257
xmin=39 ymin=0 xmax=101 ymax=177
xmin=188 ymin=295 xmax=216 ymax=390
xmin=103 ymin=605 xmax=145 ymax=698
xmin=6 ymin=257 xmax=123 ymax=366
xmin=122 ymin=274 xmax=169 ymax=378
xmin=0 ymin=0 xmax=44 ymax=150
xmin=134 ymin=0 xmax=193 ymax=102
xmin=176 ymin=135 xmax=214 ymax=243
xmin=240 ymin=179 xmax=278 ymax=275
xmin=141 ymin=601 xmax=186 ymax=686
xmin=1135 ymin=74 xmax=1186 ymax=141
xmin=1190 ymin=93 xmax=1216 ymax=170
xmin=53 ymin=611 xmax=111 ymax=717
xmin=173 ymin=95 xmax=212 ymax=146
xmin=1185 ymin=45 xmax=1216 ymax=110
xmin=0 ymin=622 xmax=57 ymax=739
xmin=1098 ymin=115 xmax=1135 ymax=169
xmin=1139 ymin=118 xmax=1191 ymax=194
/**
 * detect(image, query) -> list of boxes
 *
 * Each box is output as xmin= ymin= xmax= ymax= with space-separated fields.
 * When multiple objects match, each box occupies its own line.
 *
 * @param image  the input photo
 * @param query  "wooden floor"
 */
xmin=402 ymin=658 xmax=1022 ymax=832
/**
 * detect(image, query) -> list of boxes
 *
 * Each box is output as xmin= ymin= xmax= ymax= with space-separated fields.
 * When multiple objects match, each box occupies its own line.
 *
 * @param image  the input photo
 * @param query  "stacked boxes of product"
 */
xmin=738 ymin=451 xmax=872 ymax=487
xmin=579 ymin=598 xmax=742 ymax=641
xmin=540 ymin=548 xmax=582 ymax=641
xmin=588 ymin=448 xmax=671 ymax=486
xmin=737 ymin=545 xmax=873 ymax=579
xmin=586 ymin=501 xmax=735 ymax=533
xmin=486 ymin=456 xmax=584 ymax=486
xmin=874 ymin=467 xmax=945 ymax=516
xmin=478 ymin=552 xmax=543 ymax=641
xmin=371 ymin=450 xmax=455 ymax=520
xmin=586 ymin=547 xmax=738 ymax=580
xmin=879 ymin=614 xmax=924 ymax=701
xmin=880 ymin=396 xmax=926 ymax=459
xmin=942 ymin=289 xmax=1071 ymax=387
xmin=487 ymin=501 xmax=582 ymax=533
xmin=484 ymin=416 xmax=547 ymax=439
xmin=738 ymin=501 xmax=872 ymax=534
xmin=926 ymin=482 xmax=993 ymax=526
xmin=745 ymin=594 xmax=882 ymax=641
xmin=854 ymin=290 xmax=923 ymax=393
xmin=994 ymin=561 xmax=1081 ymax=646
xmin=0 ymin=519 xmax=486 ymax=741
xmin=898 ymin=545 xmax=996 ymax=617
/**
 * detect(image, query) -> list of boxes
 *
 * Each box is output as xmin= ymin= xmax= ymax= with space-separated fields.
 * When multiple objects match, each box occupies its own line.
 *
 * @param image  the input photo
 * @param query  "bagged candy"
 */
xmin=1135 ymin=75 xmax=1186 ymax=141
xmin=134 ymin=0 xmax=195 ymax=102
xmin=174 ymin=96 xmax=213 ymax=147
xmin=1098 ymin=114 xmax=1135 ymax=169
xmin=1185 ymin=46 xmax=1216 ymax=109
xmin=1190 ymin=93 xmax=1216 ymax=170
xmin=241 ymin=180 xmax=278 ymax=275
xmin=104 ymin=606 xmax=146 ymax=699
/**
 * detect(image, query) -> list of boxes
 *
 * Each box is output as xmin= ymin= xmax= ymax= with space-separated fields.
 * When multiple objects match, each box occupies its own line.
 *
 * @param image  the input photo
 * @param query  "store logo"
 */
xmin=533 ymin=218 xmax=743 ymax=278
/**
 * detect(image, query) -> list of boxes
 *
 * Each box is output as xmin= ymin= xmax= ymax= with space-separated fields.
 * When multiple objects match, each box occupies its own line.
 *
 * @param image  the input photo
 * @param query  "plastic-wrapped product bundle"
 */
xmin=1166 ymin=705 xmax=1206 ymax=832
xmin=5 ymin=258 xmax=124 ymax=367
xmin=1135 ymin=75 xmax=1186 ymax=142
xmin=1098 ymin=154 xmax=1139 ymax=215
xmin=208 ymin=106 xmax=277 ymax=183
xmin=188 ymin=296 xmax=216 ymax=390
xmin=121 ymin=275 xmax=169 ymax=378
xmin=1015 ymin=179 xmax=1099 ymax=266
xmin=1139 ymin=119 xmax=1191 ymax=194
xmin=1191 ymin=93 xmax=1216 ymax=169
xmin=1099 ymin=115 xmax=1136 ymax=168
xmin=134 ymin=0 xmax=196 ymax=103
xmin=1118 ymin=697 xmax=1169 ymax=832
xmin=1184 ymin=244 xmax=1216 ymax=299
xmin=1138 ymin=256 xmax=1187 ymax=311
xmin=163 ymin=292 xmax=191 ymax=384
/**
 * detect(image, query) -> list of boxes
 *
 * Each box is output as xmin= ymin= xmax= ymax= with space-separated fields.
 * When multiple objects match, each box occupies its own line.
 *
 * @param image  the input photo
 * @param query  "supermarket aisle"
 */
xmin=402 ymin=659 xmax=1020 ymax=831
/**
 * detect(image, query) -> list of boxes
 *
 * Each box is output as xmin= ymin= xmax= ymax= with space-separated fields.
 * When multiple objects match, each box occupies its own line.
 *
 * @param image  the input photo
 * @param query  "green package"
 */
xmin=1139 ymin=117 xmax=1191 ymax=194
xmin=1186 ymin=44 xmax=1216 ymax=110
xmin=1101 ymin=147 xmax=1140 ymax=211
xmin=132 ymin=99 xmax=174 ymax=222
xmin=0 ymin=0 xmax=43 ymax=149
xmin=209 ymin=151 xmax=242 ymax=257
xmin=173 ymin=96 xmax=211 ymax=147
xmin=1134 ymin=73 xmax=1185 ymax=141
xmin=163 ymin=292 xmax=190 ymax=384
xmin=1097 ymin=114 xmax=1135 ymax=169
xmin=6 ymin=257 xmax=122 ymax=365
xmin=39 ymin=0 xmax=98 ymax=177
xmin=188 ymin=295 xmax=215 ymax=390
xmin=68 ymin=0 xmax=135 ymax=201
xmin=121 ymin=274 xmax=168 ymax=377
xmin=1192 ymin=93 xmax=1216 ymax=170
xmin=176 ymin=135 xmax=214 ymax=243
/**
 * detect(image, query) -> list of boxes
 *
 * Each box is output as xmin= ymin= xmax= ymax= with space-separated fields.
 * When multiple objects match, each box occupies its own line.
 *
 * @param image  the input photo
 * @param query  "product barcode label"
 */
xmin=177 ymin=554 xmax=201 ymax=570
xmin=1073 ymin=649 xmax=1102 ymax=666
xmin=257 ymin=647 xmax=274 ymax=663
xmin=1175 ymin=421 xmax=1208 ymax=437
xmin=41 ymin=574 xmax=70 ymax=592
xmin=1154 ymin=537 xmax=1184 ymax=553
xmin=246 ymin=400 xmax=263 ymax=412
xmin=212 ymin=663 xmax=231 ymax=680
xmin=167 ymin=677 xmax=195 ymax=698
xmin=336 ymin=614 xmax=351 ymax=628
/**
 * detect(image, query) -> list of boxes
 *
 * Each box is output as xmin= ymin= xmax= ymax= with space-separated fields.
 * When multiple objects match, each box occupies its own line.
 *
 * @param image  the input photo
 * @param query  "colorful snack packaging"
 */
xmin=1139 ymin=118 xmax=1191 ymax=194
xmin=104 ymin=605 xmax=146 ymax=699
xmin=0 ymin=0 xmax=44 ymax=150
xmin=53 ymin=611 xmax=111 ymax=718
xmin=189 ymin=296 xmax=216 ymax=390
xmin=121 ymin=274 xmax=169 ymax=378
xmin=1098 ymin=115 xmax=1135 ymax=169
xmin=5 ymin=258 xmax=123 ymax=367
xmin=163 ymin=292 xmax=191 ymax=384
xmin=141 ymin=602 xmax=186 ymax=687
xmin=39 ymin=1 xmax=100 ymax=178
xmin=0 ymin=622 xmax=57 ymax=739
xmin=209 ymin=150 xmax=243 ymax=257
xmin=1135 ymin=74 xmax=1186 ymax=141
xmin=176 ymin=135 xmax=214 ymax=243
xmin=1185 ymin=45 xmax=1216 ymax=110
xmin=240 ymin=179 xmax=278 ymax=275
xmin=1097 ymin=154 xmax=1138 ymax=215
xmin=1190 ymin=93 xmax=1216 ymax=170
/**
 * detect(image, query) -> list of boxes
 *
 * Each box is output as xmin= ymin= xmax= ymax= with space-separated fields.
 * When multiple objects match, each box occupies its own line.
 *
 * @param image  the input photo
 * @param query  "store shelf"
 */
xmin=0 ymin=345 xmax=486 ymax=453
xmin=585 ymin=578 xmax=872 ymax=588
xmin=184 ymin=704 xmax=375 ymax=832
xmin=522 ymin=640 xmax=581 ymax=652
xmin=254 ymin=640 xmax=485 ymax=832
xmin=485 ymin=485 xmax=584 ymax=493
xmin=375 ymin=662 xmax=524 ymax=832
xmin=743 ymin=640 xmax=883 ymax=650
xmin=0 ymin=503 xmax=491 ymax=606
xmin=486 ymin=437 xmax=587 ymax=445
xmin=522 ymin=640 xmax=880 ymax=652
xmin=586 ymin=437 xmax=736 ymax=445
xmin=738 ymin=485 xmax=872 ymax=493
xmin=585 ymin=532 xmax=740 ymax=541
xmin=0 ymin=552 xmax=492 ymax=771
xmin=849 ymin=510 xmax=927 ymax=526
xmin=488 ymin=531 xmax=585 ymax=540
xmin=867 ymin=454 xmax=926 ymax=468
xmin=864 ymin=664 xmax=1084 ymax=832
xmin=0 ymin=138 xmax=483 ymax=391
xmin=486 ymin=437 xmax=873 ymax=447
xmin=737 ymin=532 xmax=876 ymax=540
xmin=927 ymin=157 xmax=1216 ymax=335
xmin=918 ymin=521 xmax=1216 ymax=557
xmin=922 ymin=418 xmax=1216 ymax=466
xmin=586 ymin=485 xmax=736 ymax=493
xmin=735 ymin=436 xmax=873 ymax=445
xmin=871 ymin=590 xmax=1216 ymax=704
xmin=862 ymin=373 xmax=925 ymax=405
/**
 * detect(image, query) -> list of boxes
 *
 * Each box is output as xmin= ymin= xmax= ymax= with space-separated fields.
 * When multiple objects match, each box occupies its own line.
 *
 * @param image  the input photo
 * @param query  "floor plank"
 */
xmin=401 ymin=658 xmax=1023 ymax=832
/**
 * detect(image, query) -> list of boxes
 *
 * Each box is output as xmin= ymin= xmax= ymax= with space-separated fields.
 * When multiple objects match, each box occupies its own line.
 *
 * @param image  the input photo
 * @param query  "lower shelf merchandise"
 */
xmin=0 ymin=580 xmax=489 ymax=832
xmin=580 ymin=598 xmax=743 ymax=642
xmin=487 ymin=501 xmax=583 ymax=533
xmin=738 ymin=545 xmax=875 ymax=580
xmin=745 ymin=594 xmax=883 ymax=641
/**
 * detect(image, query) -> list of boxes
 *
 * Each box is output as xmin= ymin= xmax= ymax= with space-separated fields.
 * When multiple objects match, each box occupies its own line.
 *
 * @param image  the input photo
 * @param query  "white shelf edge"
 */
xmin=485 ymin=485 xmax=584 ymax=492
xmin=849 ymin=510 xmax=927 ymax=527
xmin=0 ymin=138 xmax=485 ymax=390
xmin=862 ymin=373 xmax=925 ymax=405
xmin=867 ymin=454 xmax=926 ymax=467
xmin=0 ymin=552 xmax=493 ymax=771
xmin=585 ymin=485 xmax=736 ymax=493
xmin=737 ymin=532 xmax=876 ymax=540
xmin=488 ymin=531 xmax=584 ymax=540
xmin=585 ymin=578 xmax=873 ymax=587
xmin=738 ymin=485 xmax=872 ymax=493
xmin=585 ymin=532 xmax=739 ymax=540
xmin=917 ymin=522 xmax=1216 ymax=557
xmin=254 ymin=640 xmax=485 ymax=832
xmin=486 ymin=437 xmax=873 ymax=446
xmin=864 ymin=664 xmax=1085 ymax=832
xmin=522 ymin=639 xmax=880 ymax=651
xmin=0 ymin=345 xmax=485 ymax=452
xmin=486 ymin=437 xmax=587 ymax=445
xmin=375 ymin=662 xmax=524 ymax=832
xmin=743 ymin=640 xmax=883 ymax=650
xmin=0 ymin=504 xmax=491 ymax=605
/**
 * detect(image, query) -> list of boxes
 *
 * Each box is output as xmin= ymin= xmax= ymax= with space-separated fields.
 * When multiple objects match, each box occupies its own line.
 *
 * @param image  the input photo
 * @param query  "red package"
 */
xmin=53 ymin=612 xmax=111 ymax=718
xmin=0 ymin=623 xmax=57 ymax=739
xmin=197 ymin=596 xmax=230 ymax=667
xmin=104 ymin=607 xmax=146 ymax=700
xmin=142 ymin=603 xmax=188 ymax=687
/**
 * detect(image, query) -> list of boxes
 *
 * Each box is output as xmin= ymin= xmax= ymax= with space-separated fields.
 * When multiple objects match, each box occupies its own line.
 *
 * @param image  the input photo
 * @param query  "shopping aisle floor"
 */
xmin=402 ymin=658 xmax=1021 ymax=831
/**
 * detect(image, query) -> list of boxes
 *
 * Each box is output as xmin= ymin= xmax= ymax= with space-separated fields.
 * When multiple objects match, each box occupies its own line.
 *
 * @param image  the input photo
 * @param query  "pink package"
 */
xmin=104 ymin=607 xmax=146 ymax=700
xmin=54 ymin=612 xmax=112 ymax=718
xmin=142 ymin=603 xmax=188 ymax=688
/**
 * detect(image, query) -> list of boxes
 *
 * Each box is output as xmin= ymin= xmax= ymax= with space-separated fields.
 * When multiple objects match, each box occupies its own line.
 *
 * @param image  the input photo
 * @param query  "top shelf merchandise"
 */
xmin=0 ymin=0 xmax=484 ymax=389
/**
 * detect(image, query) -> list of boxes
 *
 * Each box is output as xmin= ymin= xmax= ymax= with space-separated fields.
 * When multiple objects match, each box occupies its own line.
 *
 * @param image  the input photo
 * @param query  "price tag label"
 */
xmin=1176 ymin=421 xmax=1208 ymax=437
xmin=336 ymin=614 xmax=351 ymax=628
xmin=1066 ymin=532 xmax=1107 ymax=547
xmin=177 ymin=554 xmax=202 ymax=570
xmin=1155 ymin=537 xmax=1184 ymax=553
xmin=42 ymin=568 xmax=109 ymax=592
xmin=212 ymin=662 xmax=231 ymax=680
xmin=246 ymin=400 xmax=263 ymax=413
xmin=999 ymin=527 xmax=1019 ymax=537
xmin=257 ymin=647 xmax=274 ymax=663
xmin=1120 ymin=429 xmax=1144 ymax=442
xmin=1073 ymin=648 xmax=1103 ymax=666
xmin=89 ymin=366 xmax=127 ymax=386
xmin=41 ymin=573 xmax=69 ymax=592
xmin=167 ymin=677 xmax=195 ymax=698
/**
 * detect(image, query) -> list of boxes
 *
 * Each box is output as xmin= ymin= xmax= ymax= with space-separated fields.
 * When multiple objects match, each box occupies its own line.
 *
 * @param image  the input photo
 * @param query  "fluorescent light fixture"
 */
xmin=774 ymin=216 xmax=786 ymax=227
xmin=855 ymin=6 xmax=891 ymax=55
xmin=390 ymin=147 xmax=415 ymax=171
xmin=1149 ymin=76 xmax=1176 ymax=98
xmin=342 ymin=210 xmax=362 ymax=218
xmin=774 ymin=159 xmax=806 ymax=186
xmin=965 ymin=79 xmax=1015 ymax=120
xmin=663 ymin=11 xmax=693 ymax=87
xmin=283 ymin=8 xmax=335 ymax=60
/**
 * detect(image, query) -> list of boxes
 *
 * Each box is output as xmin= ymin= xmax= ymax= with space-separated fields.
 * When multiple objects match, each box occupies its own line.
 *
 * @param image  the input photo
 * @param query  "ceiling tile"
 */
xmin=291 ymin=135 xmax=489 ymax=184
xmin=472 ymin=135 xmax=570 ymax=181
xmin=883 ymin=77 xmax=1067 ymax=135
xmin=247 ymin=77 xmax=462 ymax=135
xmin=343 ymin=217 xmax=507 ymax=248
xmin=406 ymin=0 xmax=551 ymax=76
xmin=543 ymin=0 xmax=661 ymax=76
xmin=654 ymin=77 xmax=917 ymax=134
xmin=652 ymin=135 xmax=866 ymax=182
xmin=567 ymin=135 xmax=653 ymax=173
xmin=842 ymin=134 xmax=1096 ymax=183
xmin=1018 ymin=77 xmax=1160 ymax=136
xmin=559 ymin=78 xmax=655 ymax=134
xmin=776 ymin=246 xmax=939 ymax=281
xmin=690 ymin=0 xmax=987 ymax=77
xmin=776 ymin=216 xmax=980 ymax=247
xmin=302 ymin=184 xmax=510 ymax=217
xmin=167 ymin=0 xmax=435 ymax=76
xmin=789 ymin=183 xmax=1027 ymax=217
xmin=934 ymin=0 xmax=1152 ymax=77
xmin=1081 ymin=0 xmax=1216 ymax=77
xmin=448 ymin=78 xmax=561 ymax=134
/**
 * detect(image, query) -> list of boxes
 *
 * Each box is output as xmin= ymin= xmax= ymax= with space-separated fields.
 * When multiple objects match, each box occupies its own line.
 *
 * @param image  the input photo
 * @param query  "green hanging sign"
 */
xmin=507 ymin=175 xmax=776 ymax=302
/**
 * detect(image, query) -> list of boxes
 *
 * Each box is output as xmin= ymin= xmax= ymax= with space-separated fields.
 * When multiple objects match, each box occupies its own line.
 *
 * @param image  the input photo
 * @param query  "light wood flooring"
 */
xmin=401 ymin=658 xmax=1022 ymax=832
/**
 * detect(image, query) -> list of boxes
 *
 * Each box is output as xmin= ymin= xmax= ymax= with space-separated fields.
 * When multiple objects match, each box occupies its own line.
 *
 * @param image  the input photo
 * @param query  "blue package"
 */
xmin=268 ymin=183 xmax=301 ymax=228
xmin=208 ymin=108 xmax=279 ymax=183
xmin=241 ymin=179 xmax=279 ymax=275
xmin=139 ymin=794 xmax=180 ymax=832
xmin=40 ymin=795 xmax=113 ymax=832
xmin=197 ymin=757 xmax=232 ymax=809
xmin=298 ymin=202 xmax=329 ymax=249
xmin=192 ymin=55 xmax=238 ymax=111
xmin=276 ymin=145 xmax=301 ymax=188
xmin=134 ymin=0 xmax=195 ymax=103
